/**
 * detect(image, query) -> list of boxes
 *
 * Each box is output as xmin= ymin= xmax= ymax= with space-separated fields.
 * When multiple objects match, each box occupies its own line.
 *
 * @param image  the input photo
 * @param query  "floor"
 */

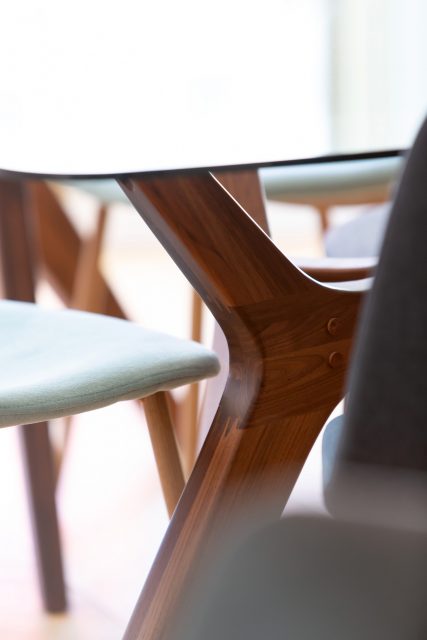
xmin=0 ymin=190 xmax=355 ymax=638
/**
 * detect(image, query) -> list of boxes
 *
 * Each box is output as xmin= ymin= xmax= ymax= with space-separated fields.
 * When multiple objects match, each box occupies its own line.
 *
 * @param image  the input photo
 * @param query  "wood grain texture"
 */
xmin=181 ymin=289 xmax=203 ymax=476
xmin=196 ymin=170 xmax=270 ymax=453
xmin=295 ymin=256 xmax=376 ymax=282
xmin=118 ymin=171 xmax=363 ymax=639
xmin=71 ymin=204 xmax=109 ymax=312
xmin=0 ymin=179 xmax=66 ymax=613
xmin=28 ymin=182 xmax=125 ymax=317
xmin=142 ymin=392 xmax=185 ymax=518
xmin=214 ymin=169 xmax=271 ymax=232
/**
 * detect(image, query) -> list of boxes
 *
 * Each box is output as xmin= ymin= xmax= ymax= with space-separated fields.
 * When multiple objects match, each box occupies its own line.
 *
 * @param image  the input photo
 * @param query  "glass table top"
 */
xmin=0 ymin=0 xmax=425 ymax=177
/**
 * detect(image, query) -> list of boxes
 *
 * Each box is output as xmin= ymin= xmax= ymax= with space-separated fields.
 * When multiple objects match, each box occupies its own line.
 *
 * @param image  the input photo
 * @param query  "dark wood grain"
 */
xmin=295 ymin=256 xmax=376 ymax=282
xmin=196 ymin=170 xmax=270 ymax=449
xmin=0 ymin=179 xmax=66 ymax=612
xmin=215 ymin=169 xmax=271 ymax=231
xmin=119 ymin=171 xmax=363 ymax=639
xmin=28 ymin=182 xmax=125 ymax=317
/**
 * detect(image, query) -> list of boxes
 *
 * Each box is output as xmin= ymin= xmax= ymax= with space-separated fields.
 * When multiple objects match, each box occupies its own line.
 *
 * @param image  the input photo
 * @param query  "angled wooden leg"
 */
xmin=190 ymin=170 xmax=271 ymax=459
xmin=71 ymin=204 xmax=109 ymax=312
xmin=181 ymin=289 xmax=203 ymax=477
xmin=142 ymin=393 xmax=185 ymax=518
xmin=20 ymin=423 xmax=67 ymax=612
xmin=28 ymin=182 xmax=125 ymax=318
xmin=119 ymin=172 xmax=363 ymax=639
xmin=0 ymin=179 xmax=66 ymax=612
xmin=317 ymin=203 xmax=330 ymax=233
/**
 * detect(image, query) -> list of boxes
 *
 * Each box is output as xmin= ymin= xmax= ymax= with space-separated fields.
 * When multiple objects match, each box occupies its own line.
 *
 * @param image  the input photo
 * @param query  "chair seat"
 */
xmin=260 ymin=156 xmax=402 ymax=203
xmin=0 ymin=300 xmax=220 ymax=427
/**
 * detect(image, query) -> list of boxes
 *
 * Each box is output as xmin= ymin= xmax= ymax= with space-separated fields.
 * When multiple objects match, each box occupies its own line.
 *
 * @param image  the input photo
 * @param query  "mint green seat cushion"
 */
xmin=0 ymin=300 xmax=220 ymax=427
xmin=60 ymin=179 xmax=128 ymax=204
xmin=260 ymin=156 xmax=402 ymax=202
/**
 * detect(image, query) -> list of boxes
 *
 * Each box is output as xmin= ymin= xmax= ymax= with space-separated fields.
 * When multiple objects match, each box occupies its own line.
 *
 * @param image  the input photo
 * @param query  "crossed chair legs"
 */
xmin=0 ymin=179 xmax=212 ymax=614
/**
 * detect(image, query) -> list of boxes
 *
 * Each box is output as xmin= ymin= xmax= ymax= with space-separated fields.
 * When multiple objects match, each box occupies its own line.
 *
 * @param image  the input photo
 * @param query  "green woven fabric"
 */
xmin=0 ymin=301 xmax=220 ymax=427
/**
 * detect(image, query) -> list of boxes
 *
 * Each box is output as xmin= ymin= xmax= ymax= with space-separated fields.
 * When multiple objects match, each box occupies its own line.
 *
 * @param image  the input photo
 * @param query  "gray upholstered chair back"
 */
xmin=336 ymin=117 xmax=427 ymax=469
xmin=326 ymin=117 xmax=427 ymax=524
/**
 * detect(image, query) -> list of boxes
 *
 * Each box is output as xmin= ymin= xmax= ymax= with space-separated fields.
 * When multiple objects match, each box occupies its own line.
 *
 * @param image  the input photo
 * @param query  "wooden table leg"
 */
xmin=196 ymin=170 xmax=270 ymax=448
xmin=119 ymin=172 xmax=363 ymax=639
xmin=0 ymin=179 xmax=66 ymax=612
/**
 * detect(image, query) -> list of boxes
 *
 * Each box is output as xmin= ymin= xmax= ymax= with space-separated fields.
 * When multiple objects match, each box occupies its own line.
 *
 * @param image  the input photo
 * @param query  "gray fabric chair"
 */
xmin=323 ymin=117 xmax=427 ymax=507
xmin=173 ymin=515 xmax=427 ymax=640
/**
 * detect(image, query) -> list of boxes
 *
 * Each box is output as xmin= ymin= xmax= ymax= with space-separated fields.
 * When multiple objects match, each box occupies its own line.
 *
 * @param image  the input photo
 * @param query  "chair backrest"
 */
xmin=327 ymin=116 xmax=427 ymax=521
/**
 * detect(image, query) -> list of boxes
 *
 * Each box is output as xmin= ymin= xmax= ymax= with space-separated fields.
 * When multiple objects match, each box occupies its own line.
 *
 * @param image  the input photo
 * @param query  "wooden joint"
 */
xmin=328 ymin=351 xmax=344 ymax=369
xmin=327 ymin=317 xmax=341 ymax=336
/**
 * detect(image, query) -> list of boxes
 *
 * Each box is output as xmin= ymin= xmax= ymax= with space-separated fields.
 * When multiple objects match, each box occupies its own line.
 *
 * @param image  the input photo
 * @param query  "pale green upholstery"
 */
xmin=60 ymin=178 xmax=128 ymax=203
xmin=0 ymin=300 xmax=220 ymax=427
xmin=259 ymin=156 xmax=402 ymax=202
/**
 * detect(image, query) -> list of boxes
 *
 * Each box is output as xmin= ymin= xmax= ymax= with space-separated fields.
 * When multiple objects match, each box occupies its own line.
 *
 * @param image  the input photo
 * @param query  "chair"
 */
xmin=318 ymin=156 xmax=403 ymax=262
xmin=322 ymin=118 xmax=427 ymax=510
xmin=260 ymin=155 xmax=402 ymax=231
xmin=172 ymin=515 xmax=427 ymax=640
xmin=0 ymin=299 xmax=219 ymax=610
xmin=262 ymin=157 xmax=401 ymax=284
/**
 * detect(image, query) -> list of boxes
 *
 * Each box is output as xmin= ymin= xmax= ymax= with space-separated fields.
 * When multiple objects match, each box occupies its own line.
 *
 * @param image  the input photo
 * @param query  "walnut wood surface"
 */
xmin=28 ymin=182 xmax=125 ymax=317
xmin=181 ymin=290 xmax=203 ymax=475
xmin=296 ymin=256 xmax=377 ymax=282
xmin=0 ymin=179 xmax=66 ymax=612
xmin=215 ymin=169 xmax=271 ymax=232
xmin=119 ymin=172 xmax=363 ymax=639
xmin=195 ymin=170 xmax=271 ymax=450
xmin=71 ymin=204 xmax=109 ymax=312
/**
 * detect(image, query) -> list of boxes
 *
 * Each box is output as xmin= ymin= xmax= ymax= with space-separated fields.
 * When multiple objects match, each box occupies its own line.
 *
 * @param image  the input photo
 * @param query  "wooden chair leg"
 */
xmin=29 ymin=182 xmax=125 ymax=318
xmin=71 ymin=204 xmax=109 ymax=312
xmin=142 ymin=392 xmax=185 ymax=518
xmin=317 ymin=203 xmax=330 ymax=233
xmin=0 ymin=179 xmax=67 ymax=612
xmin=20 ymin=424 xmax=67 ymax=612
xmin=181 ymin=289 xmax=203 ymax=477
